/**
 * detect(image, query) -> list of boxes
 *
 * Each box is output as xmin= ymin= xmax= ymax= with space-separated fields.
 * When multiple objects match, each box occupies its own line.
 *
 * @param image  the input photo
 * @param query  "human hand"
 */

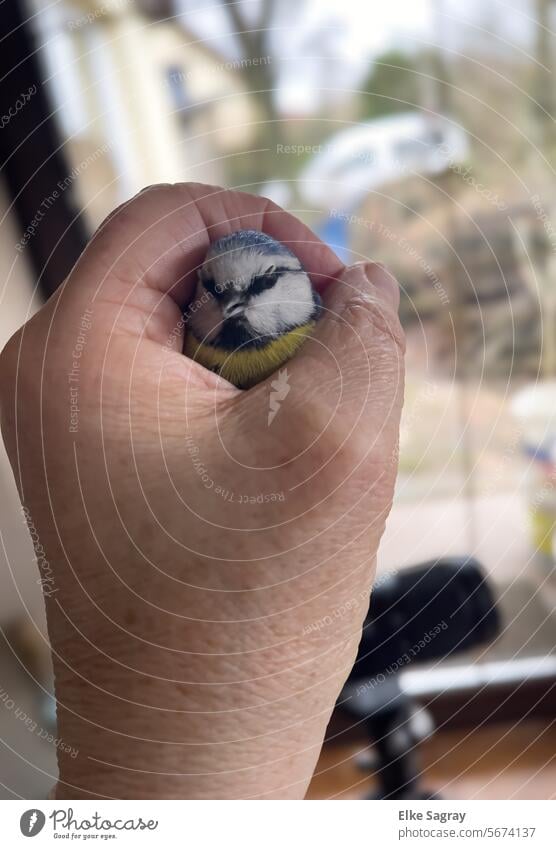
xmin=0 ymin=183 xmax=404 ymax=798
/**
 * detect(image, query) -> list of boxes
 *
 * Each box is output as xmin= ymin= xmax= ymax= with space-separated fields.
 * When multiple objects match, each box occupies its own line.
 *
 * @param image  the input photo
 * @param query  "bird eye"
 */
xmin=202 ymin=277 xmax=221 ymax=298
xmin=251 ymin=271 xmax=277 ymax=295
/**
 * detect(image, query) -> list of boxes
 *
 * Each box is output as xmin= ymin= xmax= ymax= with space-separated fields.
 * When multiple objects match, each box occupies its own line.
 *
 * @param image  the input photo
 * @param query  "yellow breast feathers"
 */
xmin=185 ymin=321 xmax=316 ymax=389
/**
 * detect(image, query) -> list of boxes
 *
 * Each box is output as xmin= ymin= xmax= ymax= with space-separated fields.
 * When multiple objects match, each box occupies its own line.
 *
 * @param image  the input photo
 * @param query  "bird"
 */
xmin=185 ymin=230 xmax=321 ymax=389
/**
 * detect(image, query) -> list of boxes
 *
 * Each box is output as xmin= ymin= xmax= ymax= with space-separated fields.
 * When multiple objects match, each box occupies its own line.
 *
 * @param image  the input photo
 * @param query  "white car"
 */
xmin=298 ymin=111 xmax=469 ymax=209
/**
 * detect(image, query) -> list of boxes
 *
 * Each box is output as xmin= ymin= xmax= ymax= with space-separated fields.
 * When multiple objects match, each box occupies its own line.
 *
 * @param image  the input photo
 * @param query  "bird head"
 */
xmin=188 ymin=230 xmax=321 ymax=350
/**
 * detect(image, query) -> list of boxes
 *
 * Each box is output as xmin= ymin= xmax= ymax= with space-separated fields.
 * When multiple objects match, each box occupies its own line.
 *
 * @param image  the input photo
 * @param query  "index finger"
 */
xmin=78 ymin=182 xmax=343 ymax=309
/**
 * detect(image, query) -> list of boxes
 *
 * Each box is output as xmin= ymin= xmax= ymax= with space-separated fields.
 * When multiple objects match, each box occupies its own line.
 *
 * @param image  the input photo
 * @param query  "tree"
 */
xmin=358 ymin=49 xmax=422 ymax=121
xmin=172 ymin=0 xmax=349 ymax=187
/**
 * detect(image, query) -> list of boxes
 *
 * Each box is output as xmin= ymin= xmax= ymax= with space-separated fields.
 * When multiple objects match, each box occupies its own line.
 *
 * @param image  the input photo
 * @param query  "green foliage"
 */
xmin=359 ymin=49 xmax=421 ymax=120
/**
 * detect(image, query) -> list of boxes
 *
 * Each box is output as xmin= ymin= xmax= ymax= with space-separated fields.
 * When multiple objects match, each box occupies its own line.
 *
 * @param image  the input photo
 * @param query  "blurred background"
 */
xmin=1 ymin=0 xmax=555 ymax=799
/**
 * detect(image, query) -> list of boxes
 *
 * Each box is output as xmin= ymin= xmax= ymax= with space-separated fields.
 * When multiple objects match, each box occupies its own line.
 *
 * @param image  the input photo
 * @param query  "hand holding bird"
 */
xmin=0 ymin=183 xmax=403 ymax=799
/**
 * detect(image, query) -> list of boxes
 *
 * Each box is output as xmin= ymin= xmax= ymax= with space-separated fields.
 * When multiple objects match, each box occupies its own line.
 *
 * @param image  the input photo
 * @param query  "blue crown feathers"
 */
xmin=206 ymin=230 xmax=298 ymax=259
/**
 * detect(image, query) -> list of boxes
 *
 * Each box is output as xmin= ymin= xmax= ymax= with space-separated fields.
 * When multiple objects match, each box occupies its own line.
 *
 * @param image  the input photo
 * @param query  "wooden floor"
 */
xmin=307 ymin=720 xmax=556 ymax=800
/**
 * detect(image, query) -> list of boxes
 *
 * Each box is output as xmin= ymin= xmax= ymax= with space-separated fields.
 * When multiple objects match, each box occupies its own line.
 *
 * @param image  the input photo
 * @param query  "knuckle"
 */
xmin=0 ymin=328 xmax=22 ymax=397
xmin=0 ymin=329 xmax=24 ymax=441
xmin=138 ymin=182 xmax=175 ymax=194
xmin=341 ymin=294 xmax=406 ymax=355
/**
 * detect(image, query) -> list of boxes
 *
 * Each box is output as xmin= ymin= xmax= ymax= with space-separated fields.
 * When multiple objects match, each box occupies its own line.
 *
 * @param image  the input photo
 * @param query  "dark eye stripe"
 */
xmin=250 ymin=272 xmax=278 ymax=295
xmin=250 ymin=266 xmax=306 ymax=296
xmin=202 ymin=277 xmax=223 ymax=298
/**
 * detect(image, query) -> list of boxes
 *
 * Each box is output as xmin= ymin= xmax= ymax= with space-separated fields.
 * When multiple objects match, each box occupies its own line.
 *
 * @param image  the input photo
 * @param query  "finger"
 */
xmin=73 ymin=182 xmax=341 ymax=306
xmin=59 ymin=183 xmax=341 ymax=352
xmin=182 ymin=183 xmax=343 ymax=289
xmin=253 ymin=262 xmax=405 ymax=473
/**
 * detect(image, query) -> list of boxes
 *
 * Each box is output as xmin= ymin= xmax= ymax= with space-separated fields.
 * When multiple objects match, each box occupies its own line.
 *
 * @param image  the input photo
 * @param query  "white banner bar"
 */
xmin=3 ymin=800 xmax=555 ymax=848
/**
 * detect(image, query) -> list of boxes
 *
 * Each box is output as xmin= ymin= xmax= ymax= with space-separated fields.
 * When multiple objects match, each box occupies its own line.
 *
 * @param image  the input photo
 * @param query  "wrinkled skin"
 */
xmin=0 ymin=183 xmax=404 ymax=799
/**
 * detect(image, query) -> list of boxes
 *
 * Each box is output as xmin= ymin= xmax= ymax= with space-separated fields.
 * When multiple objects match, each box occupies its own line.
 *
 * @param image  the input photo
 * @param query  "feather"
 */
xmin=185 ymin=321 xmax=317 ymax=389
xmin=186 ymin=230 xmax=321 ymax=387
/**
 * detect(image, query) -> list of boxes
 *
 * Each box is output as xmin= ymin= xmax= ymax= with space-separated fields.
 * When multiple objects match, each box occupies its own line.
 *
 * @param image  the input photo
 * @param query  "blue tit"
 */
xmin=185 ymin=230 xmax=321 ymax=389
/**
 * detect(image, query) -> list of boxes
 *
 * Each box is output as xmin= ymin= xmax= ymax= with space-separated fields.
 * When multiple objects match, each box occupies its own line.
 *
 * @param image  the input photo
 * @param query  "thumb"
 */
xmin=268 ymin=262 xmax=405 ymax=475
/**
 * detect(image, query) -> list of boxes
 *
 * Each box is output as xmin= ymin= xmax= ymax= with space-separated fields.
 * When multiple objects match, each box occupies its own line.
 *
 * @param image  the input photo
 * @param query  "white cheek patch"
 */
xmin=206 ymin=251 xmax=300 ymax=290
xmin=191 ymin=246 xmax=316 ymax=344
xmin=245 ymin=272 xmax=315 ymax=336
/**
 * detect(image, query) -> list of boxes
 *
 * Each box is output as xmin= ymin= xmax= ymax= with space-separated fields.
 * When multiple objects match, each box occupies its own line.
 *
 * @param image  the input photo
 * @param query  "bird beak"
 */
xmin=222 ymin=302 xmax=244 ymax=320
